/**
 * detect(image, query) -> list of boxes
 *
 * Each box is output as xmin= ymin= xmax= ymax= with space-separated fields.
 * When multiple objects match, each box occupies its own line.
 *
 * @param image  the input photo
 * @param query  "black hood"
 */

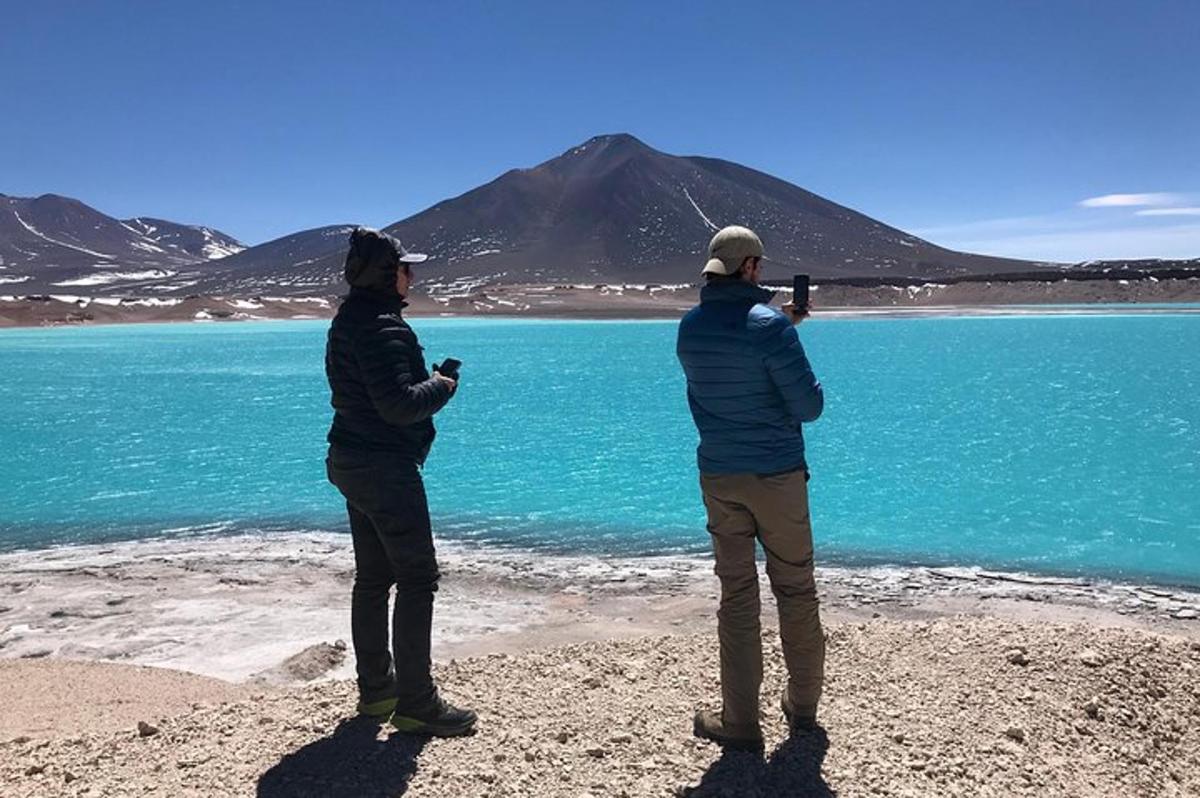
xmin=344 ymin=227 xmax=403 ymax=295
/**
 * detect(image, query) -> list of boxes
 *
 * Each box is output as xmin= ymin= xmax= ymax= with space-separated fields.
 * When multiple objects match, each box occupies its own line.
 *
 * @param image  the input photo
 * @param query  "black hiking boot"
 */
xmin=692 ymin=709 xmax=764 ymax=752
xmin=391 ymin=696 xmax=477 ymax=738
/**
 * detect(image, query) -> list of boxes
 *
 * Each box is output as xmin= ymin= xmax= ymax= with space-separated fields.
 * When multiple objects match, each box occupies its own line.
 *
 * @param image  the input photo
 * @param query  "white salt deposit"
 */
xmin=1 ymin=532 xmax=1194 ymax=682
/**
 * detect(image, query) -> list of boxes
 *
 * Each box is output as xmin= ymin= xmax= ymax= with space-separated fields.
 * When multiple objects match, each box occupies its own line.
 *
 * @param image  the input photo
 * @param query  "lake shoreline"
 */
xmin=2 ymin=532 xmax=1196 ymax=688
xmin=4 ymin=276 xmax=1200 ymax=328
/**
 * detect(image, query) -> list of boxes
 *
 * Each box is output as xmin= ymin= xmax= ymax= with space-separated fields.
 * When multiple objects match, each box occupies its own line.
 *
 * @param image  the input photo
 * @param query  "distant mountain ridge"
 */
xmin=184 ymin=133 xmax=1038 ymax=295
xmin=12 ymin=135 xmax=1186 ymax=298
xmin=0 ymin=193 xmax=243 ymax=293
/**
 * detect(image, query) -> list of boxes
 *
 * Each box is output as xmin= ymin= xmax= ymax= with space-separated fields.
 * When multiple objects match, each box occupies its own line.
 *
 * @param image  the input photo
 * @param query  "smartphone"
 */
xmin=437 ymin=358 xmax=462 ymax=380
xmin=793 ymin=274 xmax=810 ymax=309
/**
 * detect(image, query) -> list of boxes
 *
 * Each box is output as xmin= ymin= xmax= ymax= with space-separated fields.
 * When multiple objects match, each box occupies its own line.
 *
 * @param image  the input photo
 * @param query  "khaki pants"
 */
xmin=701 ymin=468 xmax=825 ymax=733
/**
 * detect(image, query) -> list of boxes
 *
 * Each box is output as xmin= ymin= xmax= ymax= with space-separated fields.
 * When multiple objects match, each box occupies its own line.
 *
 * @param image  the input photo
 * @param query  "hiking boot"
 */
xmin=391 ymin=697 xmax=477 ymax=737
xmin=692 ymin=709 xmax=764 ymax=752
xmin=781 ymin=693 xmax=818 ymax=733
xmin=356 ymin=696 xmax=398 ymax=721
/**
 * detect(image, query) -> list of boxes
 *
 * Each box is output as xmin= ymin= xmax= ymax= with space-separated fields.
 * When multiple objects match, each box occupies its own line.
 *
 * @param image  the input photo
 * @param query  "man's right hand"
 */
xmin=781 ymin=302 xmax=811 ymax=325
xmin=434 ymin=372 xmax=458 ymax=394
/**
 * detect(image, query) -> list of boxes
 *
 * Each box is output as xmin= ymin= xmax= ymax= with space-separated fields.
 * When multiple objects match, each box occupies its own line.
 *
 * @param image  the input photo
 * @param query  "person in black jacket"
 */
xmin=325 ymin=227 xmax=475 ymax=737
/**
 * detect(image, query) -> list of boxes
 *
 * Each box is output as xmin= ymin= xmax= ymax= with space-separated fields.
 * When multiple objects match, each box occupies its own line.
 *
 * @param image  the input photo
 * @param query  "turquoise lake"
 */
xmin=1 ymin=315 xmax=1198 ymax=586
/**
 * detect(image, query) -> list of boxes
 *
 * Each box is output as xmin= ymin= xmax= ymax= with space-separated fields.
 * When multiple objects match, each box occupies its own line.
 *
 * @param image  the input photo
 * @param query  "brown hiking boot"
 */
xmin=692 ymin=709 xmax=764 ymax=752
xmin=781 ymin=692 xmax=818 ymax=733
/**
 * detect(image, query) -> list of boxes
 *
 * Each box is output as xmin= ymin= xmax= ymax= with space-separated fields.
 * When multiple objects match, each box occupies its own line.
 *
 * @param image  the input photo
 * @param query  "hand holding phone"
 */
xmin=783 ymin=274 xmax=811 ymax=324
xmin=435 ymin=358 xmax=462 ymax=380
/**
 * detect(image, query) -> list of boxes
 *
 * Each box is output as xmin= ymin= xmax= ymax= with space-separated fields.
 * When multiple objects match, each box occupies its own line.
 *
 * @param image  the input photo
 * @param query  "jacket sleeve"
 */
xmin=352 ymin=315 xmax=452 ymax=427
xmin=754 ymin=311 xmax=824 ymax=424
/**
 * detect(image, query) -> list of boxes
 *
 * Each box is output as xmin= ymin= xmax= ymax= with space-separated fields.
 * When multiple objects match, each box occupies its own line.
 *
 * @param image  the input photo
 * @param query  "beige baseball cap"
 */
xmin=702 ymin=225 xmax=764 ymax=275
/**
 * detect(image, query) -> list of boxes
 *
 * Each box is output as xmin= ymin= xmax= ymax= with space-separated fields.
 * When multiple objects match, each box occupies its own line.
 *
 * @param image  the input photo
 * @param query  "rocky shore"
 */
xmin=3 ymin=619 xmax=1199 ymax=797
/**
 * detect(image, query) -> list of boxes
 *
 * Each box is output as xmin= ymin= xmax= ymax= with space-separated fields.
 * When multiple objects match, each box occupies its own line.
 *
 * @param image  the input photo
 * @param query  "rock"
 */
xmin=1079 ymin=649 xmax=1105 ymax=667
xmin=1004 ymin=726 xmax=1025 ymax=743
xmin=271 ymin=642 xmax=347 ymax=682
xmin=1075 ymin=721 xmax=1094 ymax=736
xmin=554 ymin=730 xmax=574 ymax=743
xmin=1173 ymin=608 xmax=1198 ymax=620
xmin=1084 ymin=699 xmax=1102 ymax=719
xmin=333 ymin=639 xmax=348 ymax=650
xmin=585 ymin=745 xmax=608 ymax=758
xmin=25 ymin=764 xmax=45 ymax=776
xmin=582 ymin=675 xmax=603 ymax=689
xmin=64 ymin=772 xmax=77 ymax=783
xmin=11 ymin=735 xmax=31 ymax=744
xmin=137 ymin=721 xmax=159 ymax=737
xmin=610 ymin=733 xmax=634 ymax=744
xmin=524 ymin=750 xmax=537 ymax=762
xmin=1006 ymin=649 xmax=1030 ymax=666
xmin=892 ymin=732 xmax=906 ymax=743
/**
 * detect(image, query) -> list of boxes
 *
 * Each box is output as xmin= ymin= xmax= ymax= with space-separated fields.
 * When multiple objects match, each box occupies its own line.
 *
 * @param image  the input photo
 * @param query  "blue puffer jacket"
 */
xmin=676 ymin=280 xmax=824 ymax=475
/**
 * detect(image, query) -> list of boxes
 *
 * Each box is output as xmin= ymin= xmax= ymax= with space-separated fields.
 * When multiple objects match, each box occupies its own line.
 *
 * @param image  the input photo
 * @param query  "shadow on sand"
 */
xmin=256 ymin=717 xmax=428 ymax=798
xmin=684 ymin=726 xmax=834 ymax=797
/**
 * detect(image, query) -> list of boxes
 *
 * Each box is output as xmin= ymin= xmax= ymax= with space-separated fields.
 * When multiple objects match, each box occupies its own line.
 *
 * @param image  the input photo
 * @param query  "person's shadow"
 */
xmin=256 ymin=717 xmax=429 ymax=798
xmin=683 ymin=726 xmax=835 ymax=797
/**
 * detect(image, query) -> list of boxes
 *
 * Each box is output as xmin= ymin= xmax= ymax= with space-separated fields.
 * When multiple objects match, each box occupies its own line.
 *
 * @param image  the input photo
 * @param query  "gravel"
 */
xmin=3 ymin=617 xmax=1198 ymax=797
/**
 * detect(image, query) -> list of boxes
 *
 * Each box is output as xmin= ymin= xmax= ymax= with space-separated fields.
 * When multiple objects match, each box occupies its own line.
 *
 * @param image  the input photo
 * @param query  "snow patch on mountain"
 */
xmin=13 ymin=210 xmax=115 ymax=260
xmin=681 ymin=187 xmax=720 ymax=232
xmin=53 ymin=270 xmax=176 ymax=287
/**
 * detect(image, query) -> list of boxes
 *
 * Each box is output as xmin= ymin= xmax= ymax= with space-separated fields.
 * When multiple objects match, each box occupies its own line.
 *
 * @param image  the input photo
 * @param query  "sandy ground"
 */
xmin=2 ymin=533 xmax=1199 ymax=795
xmin=0 ymin=659 xmax=246 ymax=740
xmin=3 ymin=278 xmax=1200 ymax=327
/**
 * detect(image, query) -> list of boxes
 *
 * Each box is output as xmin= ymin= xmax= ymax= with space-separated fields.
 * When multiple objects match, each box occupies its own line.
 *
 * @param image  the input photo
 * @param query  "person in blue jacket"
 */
xmin=676 ymin=225 xmax=825 ymax=751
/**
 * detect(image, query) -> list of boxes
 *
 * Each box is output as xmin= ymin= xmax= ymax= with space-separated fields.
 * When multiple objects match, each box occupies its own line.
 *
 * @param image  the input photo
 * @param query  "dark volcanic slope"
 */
xmin=395 ymin=134 xmax=1036 ymax=285
xmin=183 ymin=134 xmax=1040 ymax=295
xmin=0 ymin=194 xmax=243 ymax=294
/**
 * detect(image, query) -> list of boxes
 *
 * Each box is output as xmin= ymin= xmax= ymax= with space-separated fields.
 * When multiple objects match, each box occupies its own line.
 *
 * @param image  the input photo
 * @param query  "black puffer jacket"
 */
xmin=325 ymin=229 xmax=451 ymax=462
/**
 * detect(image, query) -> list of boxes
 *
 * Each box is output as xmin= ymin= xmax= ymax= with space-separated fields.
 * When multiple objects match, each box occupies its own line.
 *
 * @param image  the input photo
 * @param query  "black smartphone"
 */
xmin=793 ymin=274 xmax=810 ymax=309
xmin=437 ymin=358 xmax=462 ymax=380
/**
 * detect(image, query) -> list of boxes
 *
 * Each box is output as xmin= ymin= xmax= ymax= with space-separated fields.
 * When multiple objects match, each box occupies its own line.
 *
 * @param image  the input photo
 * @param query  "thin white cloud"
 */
xmin=1135 ymin=207 xmax=1200 ymax=217
xmin=1078 ymin=192 xmax=1185 ymax=208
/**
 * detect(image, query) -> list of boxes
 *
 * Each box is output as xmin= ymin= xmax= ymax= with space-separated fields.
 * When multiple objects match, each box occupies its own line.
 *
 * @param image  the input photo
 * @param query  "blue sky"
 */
xmin=2 ymin=1 xmax=1197 ymax=261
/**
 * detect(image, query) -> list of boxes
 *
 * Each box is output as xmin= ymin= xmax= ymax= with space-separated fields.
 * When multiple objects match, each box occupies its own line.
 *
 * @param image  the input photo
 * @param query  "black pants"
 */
xmin=326 ymin=446 xmax=439 ymax=710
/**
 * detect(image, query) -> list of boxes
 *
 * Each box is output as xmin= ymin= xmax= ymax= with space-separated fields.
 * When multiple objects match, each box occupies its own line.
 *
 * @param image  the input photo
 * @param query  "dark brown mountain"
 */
xmin=179 ymin=133 xmax=1044 ymax=295
xmin=0 ymin=193 xmax=243 ymax=293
